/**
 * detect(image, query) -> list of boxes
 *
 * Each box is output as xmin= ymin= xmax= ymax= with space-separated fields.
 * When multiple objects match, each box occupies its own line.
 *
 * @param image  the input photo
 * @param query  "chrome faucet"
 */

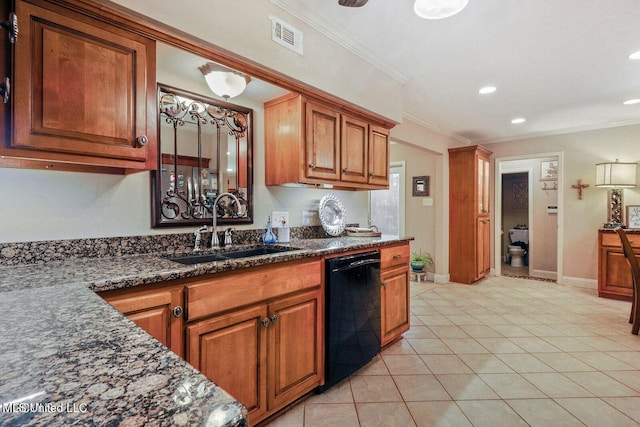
xmin=193 ymin=225 xmax=208 ymax=252
xmin=211 ymin=192 xmax=241 ymax=248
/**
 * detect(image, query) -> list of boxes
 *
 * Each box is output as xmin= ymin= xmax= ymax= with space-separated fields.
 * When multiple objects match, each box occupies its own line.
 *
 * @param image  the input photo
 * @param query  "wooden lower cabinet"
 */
xmin=186 ymin=288 xmax=322 ymax=425
xmin=380 ymin=243 xmax=411 ymax=347
xmin=381 ymin=266 xmax=410 ymax=347
xmin=101 ymin=284 xmax=184 ymax=357
xmin=598 ymin=230 xmax=640 ymax=301
xmin=186 ymin=304 xmax=268 ymax=420
xmin=476 ymin=217 xmax=491 ymax=278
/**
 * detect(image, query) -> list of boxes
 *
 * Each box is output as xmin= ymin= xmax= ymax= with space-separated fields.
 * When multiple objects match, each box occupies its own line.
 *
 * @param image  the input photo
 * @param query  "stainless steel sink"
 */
xmin=166 ymin=253 xmax=229 ymax=265
xmin=166 ymin=246 xmax=297 ymax=265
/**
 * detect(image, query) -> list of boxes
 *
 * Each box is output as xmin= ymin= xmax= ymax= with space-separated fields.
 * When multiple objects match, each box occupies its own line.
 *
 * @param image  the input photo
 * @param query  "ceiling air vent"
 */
xmin=269 ymin=16 xmax=303 ymax=55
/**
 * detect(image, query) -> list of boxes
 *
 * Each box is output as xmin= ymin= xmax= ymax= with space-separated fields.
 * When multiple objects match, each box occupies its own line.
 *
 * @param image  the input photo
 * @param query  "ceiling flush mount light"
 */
xmin=623 ymin=99 xmax=640 ymax=105
xmin=198 ymin=62 xmax=251 ymax=99
xmin=595 ymin=160 xmax=637 ymax=188
xmin=511 ymin=117 xmax=526 ymax=124
xmin=414 ymin=0 xmax=469 ymax=19
xmin=478 ymin=86 xmax=496 ymax=95
xmin=628 ymin=50 xmax=640 ymax=60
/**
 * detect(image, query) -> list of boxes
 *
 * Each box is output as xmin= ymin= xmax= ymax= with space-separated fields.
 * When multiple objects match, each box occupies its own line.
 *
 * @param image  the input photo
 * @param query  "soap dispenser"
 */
xmin=278 ymin=219 xmax=290 ymax=244
xmin=263 ymin=216 xmax=276 ymax=244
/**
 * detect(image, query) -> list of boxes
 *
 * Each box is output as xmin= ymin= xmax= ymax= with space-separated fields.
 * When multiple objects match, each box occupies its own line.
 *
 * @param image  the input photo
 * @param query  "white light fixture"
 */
xmin=414 ymin=0 xmax=469 ymax=19
xmin=595 ymin=160 xmax=637 ymax=188
xmin=629 ymin=50 xmax=640 ymax=60
xmin=623 ymin=99 xmax=640 ymax=105
xmin=511 ymin=117 xmax=526 ymax=124
xmin=198 ymin=62 xmax=251 ymax=99
xmin=478 ymin=86 xmax=496 ymax=95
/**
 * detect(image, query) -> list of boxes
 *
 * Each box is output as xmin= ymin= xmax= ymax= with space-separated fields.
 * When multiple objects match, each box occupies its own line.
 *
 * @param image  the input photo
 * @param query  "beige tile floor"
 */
xmin=265 ymin=275 xmax=640 ymax=426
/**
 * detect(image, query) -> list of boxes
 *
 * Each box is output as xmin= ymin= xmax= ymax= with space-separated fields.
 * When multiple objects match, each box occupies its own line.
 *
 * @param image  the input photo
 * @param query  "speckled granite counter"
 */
xmin=0 ymin=234 xmax=411 ymax=426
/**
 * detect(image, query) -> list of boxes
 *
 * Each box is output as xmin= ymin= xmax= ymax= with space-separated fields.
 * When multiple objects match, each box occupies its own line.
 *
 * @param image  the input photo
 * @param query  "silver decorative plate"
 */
xmin=319 ymin=194 xmax=346 ymax=236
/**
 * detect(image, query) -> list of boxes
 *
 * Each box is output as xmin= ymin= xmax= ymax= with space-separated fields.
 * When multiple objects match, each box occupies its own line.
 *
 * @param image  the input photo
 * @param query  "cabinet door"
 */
xmin=305 ymin=101 xmax=340 ymax=181
xmin=104 ymin=286 xmax=184 ymax=357
xmin=341 ymin=114 xmax=368 ymax=183
xmin=186 ymin=305 xmax=268 ymax=424
xmin=267 ymin=289 xmax=323 ymax=412
xmin=476 ymin=217 xmax=491 ymax=279
xmin=381 ymin=266 xmax=410 ymax=347
xmin=12 ymin=1 xmax=155 ymax=167
xmin=600 ymin=248 xmax=635 ymax=300
xmin=369 ymin=125 xmax=390 ymax=186
xmin=477 ymin=155 xmax=490 ymax=214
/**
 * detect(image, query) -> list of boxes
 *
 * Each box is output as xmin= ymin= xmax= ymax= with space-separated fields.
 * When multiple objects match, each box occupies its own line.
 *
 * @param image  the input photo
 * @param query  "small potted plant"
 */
xmin=410 ymin=250 xmax=433 ymax=272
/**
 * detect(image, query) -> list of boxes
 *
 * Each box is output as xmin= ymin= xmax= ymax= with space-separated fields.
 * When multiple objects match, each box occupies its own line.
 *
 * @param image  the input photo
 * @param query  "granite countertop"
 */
xmin=0 ymin=234 xmax=411 ymax=426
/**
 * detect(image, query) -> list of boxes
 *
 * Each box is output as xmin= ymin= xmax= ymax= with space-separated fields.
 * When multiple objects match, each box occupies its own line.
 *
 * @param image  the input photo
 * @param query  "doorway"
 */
xmin=369 ymin=162 xmax=405 ymax=235
xmin=501 ymin=172 xmax=530 ymax=277
xmin=494 ymin=153 xmax=562 ymax=282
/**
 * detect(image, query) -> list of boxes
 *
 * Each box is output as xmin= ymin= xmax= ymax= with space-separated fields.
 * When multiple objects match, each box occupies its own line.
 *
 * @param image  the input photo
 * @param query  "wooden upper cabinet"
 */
xmin=305 ymin=101 xmax=340 ymax=181
xmin=369 ymin=125 xmax=390 ymax=186
xmin=264 ymin=92 xmax=391 ymax=190
xmin=341 ymin=114 xmax=368 ymax=184
xmin=4 ymin=0 xmax=157 ymax=172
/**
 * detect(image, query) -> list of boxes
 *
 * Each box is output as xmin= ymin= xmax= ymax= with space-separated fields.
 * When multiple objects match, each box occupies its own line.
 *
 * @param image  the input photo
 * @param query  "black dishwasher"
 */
xmin=320 ymin=251 xmax=381 ymax=391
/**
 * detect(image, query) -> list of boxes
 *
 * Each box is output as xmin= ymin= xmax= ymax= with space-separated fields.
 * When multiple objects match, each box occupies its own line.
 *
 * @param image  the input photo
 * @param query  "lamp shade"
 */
xmin=595 ymin=161 xmax=637 ymax=188
xmin=414 ymin=0 xmax=469 ymax=19
xmin=198 ymin=62 xmax=250 ymax=99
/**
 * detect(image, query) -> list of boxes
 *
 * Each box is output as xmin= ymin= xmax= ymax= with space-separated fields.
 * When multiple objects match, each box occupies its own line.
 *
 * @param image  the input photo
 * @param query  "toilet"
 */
xmin=508 ymin=228 xmax=529 ymax=267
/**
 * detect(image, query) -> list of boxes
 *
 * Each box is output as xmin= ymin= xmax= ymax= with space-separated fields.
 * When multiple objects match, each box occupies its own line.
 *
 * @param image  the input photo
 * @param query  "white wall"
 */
xmin=0 ymin=75 xmax=369 ymax=243
xmin=488 ymin=124 xmax=640 ymax=286
xmin=107 ymin=0 xmax=404 ymax=123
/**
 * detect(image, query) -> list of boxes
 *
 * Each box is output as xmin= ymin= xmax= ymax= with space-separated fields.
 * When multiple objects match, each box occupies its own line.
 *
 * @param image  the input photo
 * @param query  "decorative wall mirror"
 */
xmin=152 ymin=84 xmax=253 ymax=227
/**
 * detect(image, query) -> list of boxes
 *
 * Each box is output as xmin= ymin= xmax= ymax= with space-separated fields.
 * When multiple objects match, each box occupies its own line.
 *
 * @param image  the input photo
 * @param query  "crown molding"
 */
xmin=270 ymin=0 xmax=410 ymax=84
xmin=476 ymin=117 xmax=640 ymax=145
xmin=402 ymin=112 xmax=472 ymax=145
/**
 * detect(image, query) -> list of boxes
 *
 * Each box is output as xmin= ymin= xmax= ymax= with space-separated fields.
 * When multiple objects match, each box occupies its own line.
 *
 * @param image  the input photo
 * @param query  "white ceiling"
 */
xmin=271 ymin=0 xmax=640 ymax=144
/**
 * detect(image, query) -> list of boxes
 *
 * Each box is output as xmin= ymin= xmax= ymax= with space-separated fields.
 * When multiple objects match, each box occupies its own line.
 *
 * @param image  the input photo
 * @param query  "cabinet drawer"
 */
xmin=381 ymin=244 xmax=410 ymax=270
xmin=186 ymin=259 xmax=321 ymax=321
xmin=601 ymin=232 xmax=640 ymax=248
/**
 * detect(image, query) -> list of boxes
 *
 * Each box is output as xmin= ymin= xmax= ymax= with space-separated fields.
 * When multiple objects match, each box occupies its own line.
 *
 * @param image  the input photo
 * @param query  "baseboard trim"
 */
xmin=560 ymin=275 xmax=597 ymax=289
xmin=531 ymin=269 xmax=557 ymax=280
xmin=433 ymin=273 xmax=449 ymax=283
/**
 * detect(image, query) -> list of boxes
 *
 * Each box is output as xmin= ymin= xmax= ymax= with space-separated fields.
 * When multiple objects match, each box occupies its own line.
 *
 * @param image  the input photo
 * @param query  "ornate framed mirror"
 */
xmin=151 ymin=84 xmax=253 ymax=227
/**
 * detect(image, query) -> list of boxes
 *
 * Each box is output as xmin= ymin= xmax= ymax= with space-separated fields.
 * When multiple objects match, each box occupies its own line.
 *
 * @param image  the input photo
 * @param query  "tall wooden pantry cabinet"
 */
xmin=449 ymin=145 xmax=492 ymax=284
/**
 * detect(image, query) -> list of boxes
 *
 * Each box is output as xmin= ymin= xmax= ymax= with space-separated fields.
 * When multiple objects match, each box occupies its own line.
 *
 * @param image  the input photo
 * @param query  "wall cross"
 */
xmin=571 ymin=179 xmax=589 ymax=200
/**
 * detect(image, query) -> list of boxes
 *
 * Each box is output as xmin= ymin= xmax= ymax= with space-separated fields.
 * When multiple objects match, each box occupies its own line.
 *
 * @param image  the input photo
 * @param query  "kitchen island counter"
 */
xmin=0 ymin=234 xmax=411 ymax=426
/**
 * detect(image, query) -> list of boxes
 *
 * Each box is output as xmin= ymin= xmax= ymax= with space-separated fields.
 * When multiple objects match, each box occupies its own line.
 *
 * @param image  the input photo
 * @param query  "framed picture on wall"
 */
xmin=412 ymin=176 xmax=429 ymax=197
xmin=627 ymin=205 xmax=640 ymax=229
xmin=540 ymin=161 xmax=558 ymax=181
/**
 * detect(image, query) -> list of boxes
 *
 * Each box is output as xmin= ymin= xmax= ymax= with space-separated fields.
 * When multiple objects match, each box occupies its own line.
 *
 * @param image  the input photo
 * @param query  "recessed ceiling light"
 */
xmin=478 ymin=86 xmax=496 ymax=95
xmin=623 ymin=99 xmax=640 ymax=105
xmin=511 ymin=117 xmax=526 ymax=124
xmin=629 ymin=50 xmax=640 ymax=60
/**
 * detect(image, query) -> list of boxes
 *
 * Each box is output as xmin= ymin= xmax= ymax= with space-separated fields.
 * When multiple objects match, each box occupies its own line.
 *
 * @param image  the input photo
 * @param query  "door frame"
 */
xmin=493 ymin=151 xmax=564 ymax=282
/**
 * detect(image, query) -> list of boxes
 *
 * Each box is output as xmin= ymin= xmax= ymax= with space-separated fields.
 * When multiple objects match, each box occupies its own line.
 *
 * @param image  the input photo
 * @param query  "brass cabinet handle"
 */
xmin=393 ymin=254 xmax=402 ymax=259
xmin=381 ymin=281 xmax=387 ymax=287
xmin=172 ymin=306 xmax=183 ymax=318
xmin=370 ymin=171 xmax=375 ymax=177
xmin=1 ymin=13 xmax=18 ymax=44
xmin=270 ymin=315 xmax=278 ymax=324
xmin=261 ymin=318 xmax=271 ymax=328
xmin=343 ymin=168 xmax=348 ymax=174
xmin=309 ymin=162 xmax=315 ymax=169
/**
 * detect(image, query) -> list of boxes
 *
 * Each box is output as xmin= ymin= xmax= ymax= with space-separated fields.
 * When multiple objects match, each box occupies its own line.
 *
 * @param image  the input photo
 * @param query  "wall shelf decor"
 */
xmin=412 ymin=176 xmax=430 ymax=197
